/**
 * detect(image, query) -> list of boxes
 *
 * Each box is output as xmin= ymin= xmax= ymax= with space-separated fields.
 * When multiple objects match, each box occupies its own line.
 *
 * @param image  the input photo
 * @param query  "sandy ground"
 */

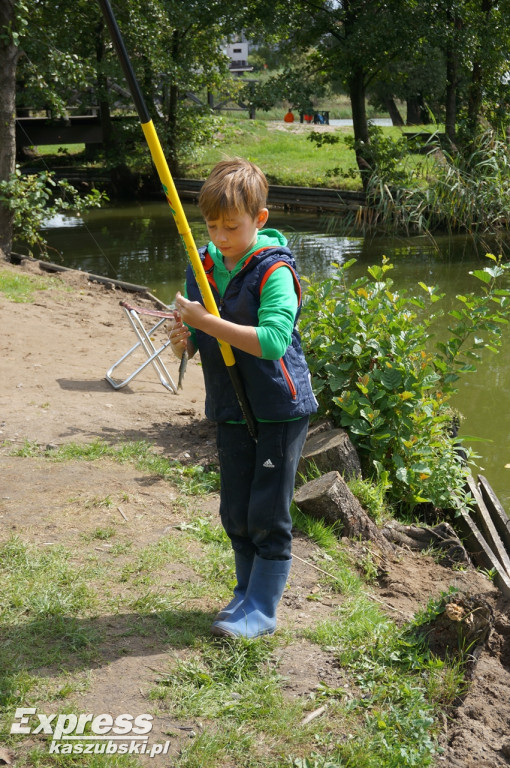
xmin=1 ymin=257 xmax=510 ymax=767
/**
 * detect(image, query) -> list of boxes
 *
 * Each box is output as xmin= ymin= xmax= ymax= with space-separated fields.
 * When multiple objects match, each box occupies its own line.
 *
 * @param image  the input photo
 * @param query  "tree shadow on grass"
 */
xmin=0 ymin=607 xmax=216 ymax=708
xmin=55 ymin=418 xmax=218 ymax=465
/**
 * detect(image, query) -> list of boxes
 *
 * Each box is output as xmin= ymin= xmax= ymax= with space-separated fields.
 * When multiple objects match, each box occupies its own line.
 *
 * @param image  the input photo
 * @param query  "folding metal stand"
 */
xmin=105 ymin=301 xmax=178 ymax=393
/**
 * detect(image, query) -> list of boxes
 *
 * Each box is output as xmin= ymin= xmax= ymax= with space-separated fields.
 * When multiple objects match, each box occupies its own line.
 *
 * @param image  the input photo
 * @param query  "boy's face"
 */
xmin=205 ymin=208 xmax=268 ymax=263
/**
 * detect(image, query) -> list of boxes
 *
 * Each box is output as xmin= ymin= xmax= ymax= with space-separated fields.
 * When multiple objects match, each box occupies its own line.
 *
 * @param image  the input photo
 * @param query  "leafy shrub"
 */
xmin=345 ymin=123 xmax=414 ymax=184
xmin=0 ymin=165 xmax=106 ymax=256
xmin=308 ymin=122 xmax=418 ymax=186
xmin=300 ymin=256 xmax=510 ymax=515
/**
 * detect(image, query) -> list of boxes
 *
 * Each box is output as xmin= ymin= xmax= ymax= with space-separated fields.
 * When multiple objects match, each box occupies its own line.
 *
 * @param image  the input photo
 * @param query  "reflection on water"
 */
xmin=42 ymin=202 xmax=196 ymax=293
xmin=42 ymin=202 xmax=509 ymax=509
xmin=42 ymin=203 xmax=496 ymax=300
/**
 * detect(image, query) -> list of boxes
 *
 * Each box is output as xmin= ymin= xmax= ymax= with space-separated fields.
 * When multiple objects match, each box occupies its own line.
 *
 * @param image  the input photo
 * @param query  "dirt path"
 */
xmin=1 ymin=258 xmax=510 ymax=767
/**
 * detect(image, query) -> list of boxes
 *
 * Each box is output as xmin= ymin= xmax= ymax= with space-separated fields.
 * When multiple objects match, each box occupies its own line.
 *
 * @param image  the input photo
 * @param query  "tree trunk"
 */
xmin=467 ymin=60 xmax=483 ymax=134
xmin=386 ymin=97 xmax=404 ymax=127
xmin=298 ymin=428 xmax=361 ymax=481
xmin=445 ymin=46 xmax=457 ymax=145
xmin=467 ymin=0 xmax=493 ymax=134
xmin=408 ymin=94 xmax=429 ymax=126
xmin=406 ymin=96 xmax=422 ymax=126
xmin=0 ymin=0 xmax=19 ymax=256
xmin=348 ymin=67 xmax=370 ymax=189
xmin=165 ymin=29 xmax=180 ymax=177
xmin=445 ymin=11 xmax=460 ymax=147
xmin=95 ymin=20 xmax=114 ymax=154
xmin=294 ymin=470 xmax=393 ymax=553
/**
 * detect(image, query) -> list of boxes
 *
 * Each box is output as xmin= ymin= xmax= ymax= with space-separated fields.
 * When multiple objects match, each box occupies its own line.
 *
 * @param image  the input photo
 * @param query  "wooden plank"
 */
xmin=466 ymin=475 xmax=510 ymax=577
xmin=456 ymin=509 xmax=510 ymax=599
xmin=16 ymin=116 xmax=103 ymax=146
xmin=478 ymin=474 xmax=510 ymax=552
xmin=173 ymin=179 xmax=367 ymax=212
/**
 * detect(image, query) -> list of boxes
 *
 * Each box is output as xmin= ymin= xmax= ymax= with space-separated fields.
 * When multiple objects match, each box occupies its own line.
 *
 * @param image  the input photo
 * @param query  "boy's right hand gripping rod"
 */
xmin=98 ymin=0 xmax=257 ymax=439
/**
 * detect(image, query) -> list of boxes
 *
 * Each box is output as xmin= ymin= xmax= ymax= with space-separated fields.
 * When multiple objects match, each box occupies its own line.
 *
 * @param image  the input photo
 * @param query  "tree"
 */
xmin=463 ymin=0 xmax=510 ymax=136
xmin=16 ymin=0 xmax=115 ymax=157
xmin=243 ymin=0 xmax=422 ymax=185
xmin=0 ymin=0 xmax=24 ymax=255
xmin=15 ymin=0 xmax=243 ymax=175
xmin=136 ymin=0 xmax=235 ymax=174
xmin=1 ymin=2 xmax=106 ymax=257
xmin=421 ymin=0 xmax=510 ymax=145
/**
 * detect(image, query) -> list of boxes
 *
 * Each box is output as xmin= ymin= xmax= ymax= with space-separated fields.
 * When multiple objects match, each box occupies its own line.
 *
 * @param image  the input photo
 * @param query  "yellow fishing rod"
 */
xmin=98 ymin=0 xmax=257 ymax=438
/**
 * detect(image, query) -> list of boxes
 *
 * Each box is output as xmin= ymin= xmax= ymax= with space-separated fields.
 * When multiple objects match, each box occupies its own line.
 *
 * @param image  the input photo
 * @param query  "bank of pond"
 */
xmin=41 ymin=202 xmax=510 ymax=511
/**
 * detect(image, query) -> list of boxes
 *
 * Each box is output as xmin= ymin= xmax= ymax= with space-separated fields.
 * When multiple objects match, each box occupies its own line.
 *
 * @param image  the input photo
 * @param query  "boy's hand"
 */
xmin=175 ymin=292 xmax=261 ymax=358
xmin=169 ymin=304 xmax=191 ymax=354
xmin=175 ymin=291 xmax=210 ymax=329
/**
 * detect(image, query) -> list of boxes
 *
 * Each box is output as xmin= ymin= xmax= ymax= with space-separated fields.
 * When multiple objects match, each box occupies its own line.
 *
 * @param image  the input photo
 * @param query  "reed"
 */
xmin=357 ymin=128 xmax=510 ymax=240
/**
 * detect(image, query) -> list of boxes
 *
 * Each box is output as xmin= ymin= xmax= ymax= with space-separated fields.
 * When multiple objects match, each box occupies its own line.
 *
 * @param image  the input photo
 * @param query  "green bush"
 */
xmin=300 ymin=255 xmax=510 ymax=515
xmin=0 ymin=165 xmax=106 ymax=256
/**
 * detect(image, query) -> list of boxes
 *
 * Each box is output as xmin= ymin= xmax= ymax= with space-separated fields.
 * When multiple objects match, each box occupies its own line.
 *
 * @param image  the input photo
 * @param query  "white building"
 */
xmin=222 ymin=39 xmax=253 ymax=74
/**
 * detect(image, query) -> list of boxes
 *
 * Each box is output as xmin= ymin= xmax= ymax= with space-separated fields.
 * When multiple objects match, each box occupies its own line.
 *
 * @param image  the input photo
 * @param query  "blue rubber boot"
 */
xmin=211 ymin=555 xmax=291 ymax=638
xmin=214 ymin=551 xmax=254 ymax=621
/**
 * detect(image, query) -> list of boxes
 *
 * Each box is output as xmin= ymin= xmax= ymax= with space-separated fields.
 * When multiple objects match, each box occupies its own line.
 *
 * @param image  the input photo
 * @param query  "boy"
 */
xmin=170 ymin=158 xmax=317 ymax=638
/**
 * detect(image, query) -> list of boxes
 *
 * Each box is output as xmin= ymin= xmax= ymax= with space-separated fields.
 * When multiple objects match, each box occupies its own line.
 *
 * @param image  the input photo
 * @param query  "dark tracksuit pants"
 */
xmin=216 ymin=416 xmax=309 ymax=561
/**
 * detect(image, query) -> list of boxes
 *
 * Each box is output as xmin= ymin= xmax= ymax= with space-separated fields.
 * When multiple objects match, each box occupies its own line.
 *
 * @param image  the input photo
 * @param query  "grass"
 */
xmin=346 ymin=477 xmax=391 ymax=526
xmin=10 ymin=438 xmax=220 ymax=495
xmin=34 ymin=144 xmax=87 ymax=155
xmin=0 ymin=269 xmax=64 ymax=302
xmin=180 ymin=117 xmax=431 ymax=192
xmin=184 ymin=118 xmax=362 ymax=189
xmin=0 ymin=437 xmax=468 ymax=767
xmin=303 ymin=595 xmax=465 ymax=767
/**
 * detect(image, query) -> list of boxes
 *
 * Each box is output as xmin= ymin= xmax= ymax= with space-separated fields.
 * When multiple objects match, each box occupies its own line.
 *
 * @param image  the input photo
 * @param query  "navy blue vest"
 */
xmin=186 ymin=245 xmax=318 ymax=423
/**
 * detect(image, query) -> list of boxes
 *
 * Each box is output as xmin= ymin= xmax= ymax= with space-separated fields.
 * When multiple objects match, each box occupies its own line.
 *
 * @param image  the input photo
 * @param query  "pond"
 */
xmin=41 ymin=202 xmax=510 ymax=511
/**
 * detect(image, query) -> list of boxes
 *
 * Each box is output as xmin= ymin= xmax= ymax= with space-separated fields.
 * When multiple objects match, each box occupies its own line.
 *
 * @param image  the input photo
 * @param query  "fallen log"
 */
xmin=382 ymin=520 xmax=471 ymax=567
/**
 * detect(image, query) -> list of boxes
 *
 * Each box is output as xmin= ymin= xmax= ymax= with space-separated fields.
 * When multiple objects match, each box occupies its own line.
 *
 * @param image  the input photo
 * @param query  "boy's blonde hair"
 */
xmin=198 ymin=158 xmax=268 ymax=220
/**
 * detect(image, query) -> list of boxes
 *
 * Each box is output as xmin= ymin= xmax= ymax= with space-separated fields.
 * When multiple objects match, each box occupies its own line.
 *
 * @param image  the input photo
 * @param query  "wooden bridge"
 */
xmin=15 ymin=115 xmax=137 ymax=148
xmin=15 ymin=89 xmax=257 ymax=148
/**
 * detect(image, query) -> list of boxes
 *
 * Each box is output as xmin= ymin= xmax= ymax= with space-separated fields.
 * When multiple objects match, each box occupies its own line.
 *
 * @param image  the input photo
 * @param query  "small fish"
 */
xmin=178 ymin=349 xmax=188 ymax=390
